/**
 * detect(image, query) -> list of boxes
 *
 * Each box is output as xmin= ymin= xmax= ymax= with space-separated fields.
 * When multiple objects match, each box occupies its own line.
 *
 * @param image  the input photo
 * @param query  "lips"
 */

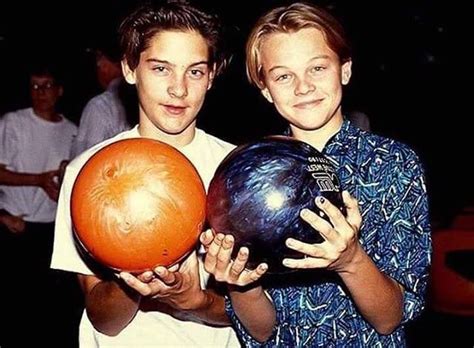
xmin=163 ymin=104 xmax=187 ymax=116
xmin=294 ymin=99 xmax=323 ymax=109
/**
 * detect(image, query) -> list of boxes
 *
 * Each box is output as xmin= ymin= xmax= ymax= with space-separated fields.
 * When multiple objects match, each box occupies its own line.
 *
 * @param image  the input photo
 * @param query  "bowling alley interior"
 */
xmin=1 ymin=1 xmax=470 ymax=347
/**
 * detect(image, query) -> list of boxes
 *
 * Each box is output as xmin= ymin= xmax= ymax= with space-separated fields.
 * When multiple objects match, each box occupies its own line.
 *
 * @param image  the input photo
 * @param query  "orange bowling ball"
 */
xmin=71 ymin=138 xmax=206 ymax=273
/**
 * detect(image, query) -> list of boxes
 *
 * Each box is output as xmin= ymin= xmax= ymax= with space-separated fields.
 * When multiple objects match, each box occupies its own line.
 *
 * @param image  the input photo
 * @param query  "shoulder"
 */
xmin=69 ymin=128 xmax=138 ymax=173
xmin=195 ymin=128 xmax=235 ymax=154
xmin=60 ymin=116 xmax=78 ymax=130
xmin=82 ymin=91 xmax=112 ymax=112
xmin=1 ymin=108 xmax=31 ymax=122
xmin=358 ymin=131 xmax=422 ymax=167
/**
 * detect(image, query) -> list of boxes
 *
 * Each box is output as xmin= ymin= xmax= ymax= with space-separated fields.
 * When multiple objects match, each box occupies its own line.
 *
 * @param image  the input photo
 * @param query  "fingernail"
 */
xmin=317 ymin=196 xmax=325 ymax=204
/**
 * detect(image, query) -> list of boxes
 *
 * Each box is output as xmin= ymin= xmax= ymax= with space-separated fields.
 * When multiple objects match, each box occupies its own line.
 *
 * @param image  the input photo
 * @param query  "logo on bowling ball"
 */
xmin=207 ymin=136 xmax=344 ymax=274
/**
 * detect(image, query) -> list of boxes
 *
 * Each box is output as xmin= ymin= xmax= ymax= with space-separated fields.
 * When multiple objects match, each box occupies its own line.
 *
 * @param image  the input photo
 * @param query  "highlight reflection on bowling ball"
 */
xmin=207 ymin=136 xmax=344 ymax=274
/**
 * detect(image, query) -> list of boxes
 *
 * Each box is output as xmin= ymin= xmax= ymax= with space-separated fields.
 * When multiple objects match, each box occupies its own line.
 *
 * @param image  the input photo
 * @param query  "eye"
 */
xmin=275 ymin=74 xmax=291 ymax=82
xmin=153 ymin=65 xmax=168 ymax=74
xmin=311 ymin=66 xmax=326 ymax=73
xmin=188 ymin=69 xmax=205 ymax=79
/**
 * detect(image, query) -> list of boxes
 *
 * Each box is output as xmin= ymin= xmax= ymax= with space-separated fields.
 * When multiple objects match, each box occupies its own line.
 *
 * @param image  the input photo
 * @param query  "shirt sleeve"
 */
xmin=377 ymin=146 xmax=432 ymax=323
xmin=51 ymin=161 xmax=95 ymax=275
xmin=0 ymin=113 xmax=19 ymax=167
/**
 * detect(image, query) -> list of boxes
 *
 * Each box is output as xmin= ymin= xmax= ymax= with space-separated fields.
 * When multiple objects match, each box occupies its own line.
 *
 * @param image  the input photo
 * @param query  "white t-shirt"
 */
xmin=71 ymin=78 xmax=130 ymax=158
xmin=0 ymin=108 xmax=78 ymax=222
xmin=51 ymin=126 xmax=240 ymax=347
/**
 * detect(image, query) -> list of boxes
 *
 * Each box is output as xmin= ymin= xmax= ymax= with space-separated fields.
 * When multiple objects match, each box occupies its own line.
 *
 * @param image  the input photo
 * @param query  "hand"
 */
xmin=201 ymin=232 xmax=268 ymax=286
xmin=0 ymin=213 xmax=26 ymax=234
xmin=38 ymin=170 xmax=60 ymax=201
xmin=119 ymin=251 xmax=207 ymax=310
xmin=283 ymin=191 xmax=363 ymax=273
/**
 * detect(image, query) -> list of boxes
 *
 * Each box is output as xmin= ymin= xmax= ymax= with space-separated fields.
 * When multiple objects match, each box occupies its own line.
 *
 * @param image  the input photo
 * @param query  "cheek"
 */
xmin=188 ymin=82 xmax=209 ymax=102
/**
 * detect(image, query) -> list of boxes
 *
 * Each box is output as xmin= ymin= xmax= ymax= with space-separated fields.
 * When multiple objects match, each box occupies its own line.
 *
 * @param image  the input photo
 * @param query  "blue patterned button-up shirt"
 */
xmin=225 ymin=120 xmax=432 ymax=347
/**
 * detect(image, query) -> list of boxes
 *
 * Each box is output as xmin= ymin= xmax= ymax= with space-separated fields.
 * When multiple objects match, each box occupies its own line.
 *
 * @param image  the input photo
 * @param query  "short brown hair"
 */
xmin=119 ymin=0 xmax=229 ymax=75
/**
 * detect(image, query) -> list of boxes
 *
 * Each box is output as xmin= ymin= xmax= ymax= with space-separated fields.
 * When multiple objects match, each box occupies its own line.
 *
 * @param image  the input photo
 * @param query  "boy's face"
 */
xmin=123 ymin=30 xmax=214 ymax=143
xmin=259 ymin=27 xmax=351 ymax=135
xmin=30 ymin=74 xmax=63 ymax=113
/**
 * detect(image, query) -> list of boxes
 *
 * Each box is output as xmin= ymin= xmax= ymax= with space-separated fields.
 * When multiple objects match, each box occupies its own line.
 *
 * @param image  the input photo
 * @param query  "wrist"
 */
xmin=339 ymin=243 xmax=367 ymax=275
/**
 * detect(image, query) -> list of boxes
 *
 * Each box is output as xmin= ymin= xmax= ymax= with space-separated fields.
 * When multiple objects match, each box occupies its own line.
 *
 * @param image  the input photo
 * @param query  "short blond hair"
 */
xmin=246 ymin=2 xmax=351 ymax=89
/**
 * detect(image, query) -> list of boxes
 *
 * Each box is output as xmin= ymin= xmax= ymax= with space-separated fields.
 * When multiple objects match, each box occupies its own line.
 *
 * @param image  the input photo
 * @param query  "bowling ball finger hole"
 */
xmin=104 ymin=167 xmax=117 ymax=178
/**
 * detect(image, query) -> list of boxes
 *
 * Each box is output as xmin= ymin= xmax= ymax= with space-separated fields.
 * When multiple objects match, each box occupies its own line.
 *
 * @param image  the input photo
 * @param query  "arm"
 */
xmin=78 ymin=274 xmax=141 ymax=336
xmin=119 ymin=250 xmax=232 ymax=326
xmin=0 ymin=208 xmax=26 ymax=234
xmin=201 ymin=230 xmax=275 ymax=342
xmin=0 ymin=164 xmax=59 ymax=201
xmin=284 ymin=192 xmax=404 ymax=334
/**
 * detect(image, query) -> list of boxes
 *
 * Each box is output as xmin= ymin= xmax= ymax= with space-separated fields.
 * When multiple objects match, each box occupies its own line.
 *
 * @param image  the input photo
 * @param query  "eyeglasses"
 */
xmin=30 ymin=82 xmax=57 ymax=91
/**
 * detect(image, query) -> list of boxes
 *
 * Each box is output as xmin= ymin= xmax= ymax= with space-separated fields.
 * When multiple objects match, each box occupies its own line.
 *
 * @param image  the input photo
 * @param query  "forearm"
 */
xmin=185 ymin=289 xmax=231 ymax=326
xmin=340 ymin=245 xmax=404 ymax=334
xmin=82 ymin=277 xmax=141 ymax=336
xmin=229 ymin=286 xmax=276 ymax=342
xmin=140 ymin=288 xmax=231 ymax=326
xmin=0 ymin=167 xmax=41 ymax=186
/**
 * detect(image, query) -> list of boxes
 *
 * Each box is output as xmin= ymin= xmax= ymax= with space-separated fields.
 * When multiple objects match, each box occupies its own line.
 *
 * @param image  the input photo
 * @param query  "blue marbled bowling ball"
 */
xmin=207 ymin=136 xmax=344 ymax=274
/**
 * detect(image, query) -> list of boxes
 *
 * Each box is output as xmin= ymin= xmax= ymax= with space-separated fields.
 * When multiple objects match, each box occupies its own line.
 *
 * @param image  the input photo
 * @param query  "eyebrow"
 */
xmin=268 ymin=55 xmax=331 ymax=73
xmin=145 ymin=58 xmax=210 ymax=67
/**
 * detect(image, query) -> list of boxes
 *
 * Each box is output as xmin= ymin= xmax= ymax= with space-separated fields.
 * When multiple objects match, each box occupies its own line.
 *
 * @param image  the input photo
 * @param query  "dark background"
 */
xmin=1 ymin=1 xmax=470 ymax=346
xmin=0 ymin=0 xmax=461 ymax=224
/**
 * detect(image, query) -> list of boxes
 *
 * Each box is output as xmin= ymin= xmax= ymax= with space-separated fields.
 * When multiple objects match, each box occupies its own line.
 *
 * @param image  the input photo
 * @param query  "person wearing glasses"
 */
xmin=0 ymin=62 xmax=77 ymax=346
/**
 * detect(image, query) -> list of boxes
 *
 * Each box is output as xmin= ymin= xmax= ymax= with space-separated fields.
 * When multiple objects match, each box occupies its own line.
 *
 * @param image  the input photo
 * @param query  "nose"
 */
xmin=294 ymin=76 xmax=316 ymax=96
xmin=167 ymin=75 xmax=188 ymax=98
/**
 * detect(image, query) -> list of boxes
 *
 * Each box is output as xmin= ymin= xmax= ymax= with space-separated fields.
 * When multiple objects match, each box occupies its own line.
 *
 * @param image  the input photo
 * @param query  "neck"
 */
xmin=33 ymin=108 xmax=61 ymax=122
xmin=138 ymin=119 xmax=196 ymax=148
xmin=291 ymin=113 xmax=343 ymax=151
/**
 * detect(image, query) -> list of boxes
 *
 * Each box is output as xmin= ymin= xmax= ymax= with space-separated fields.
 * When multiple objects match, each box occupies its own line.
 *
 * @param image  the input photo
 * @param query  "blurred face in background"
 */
xmin=96 ymin=52 xmax=122 ymax=89
xmin=30 ymin=74 xmax=63 ymax=114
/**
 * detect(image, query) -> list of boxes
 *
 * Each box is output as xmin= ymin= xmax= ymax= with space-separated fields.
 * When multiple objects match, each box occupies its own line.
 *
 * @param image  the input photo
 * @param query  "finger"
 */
xmin=315 ymin=196 xmax=346 ymax=231
xmin=204 ymin=233 xmax=225 ymax=273
xmin=215 ymin=235 xmax=235 ymax=273
xmin=199 ymin=229 xmax=215 ymax=250
xmin=343 ymin=191 xmax=362 ymax=231
xmin=246 ymin=263 xmax=268 ymax=283
xmin=120 ymin=272 xmax=153 ymax=296
xmin=285 ymin=237 xmax=326 ymax=258
xmin=154 ymin=266 xmax=179 ymax=286
xmin=282 ymin=256 xmax=329 ymax=269
xmin=228 ymin=247 xmax=249 ymax=282
xmin=136 ymin=271 xmax=154 ymax=283
xmin=300 ymin=208 xmax=334 ymax=242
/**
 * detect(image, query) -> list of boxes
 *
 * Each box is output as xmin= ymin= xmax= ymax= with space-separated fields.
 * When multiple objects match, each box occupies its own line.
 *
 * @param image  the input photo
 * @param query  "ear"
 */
xmin=57 ymin=86 xmax=64 ymax=97
xmin=121 ymin=60 xmax=136 ymax=85
xmin=207 ymin=64 xmax=216 ymax=90
xmin=341 ymin=60 xmax=352 ymax=85
xmin=261 ymin=87 xmax=274 ymax=103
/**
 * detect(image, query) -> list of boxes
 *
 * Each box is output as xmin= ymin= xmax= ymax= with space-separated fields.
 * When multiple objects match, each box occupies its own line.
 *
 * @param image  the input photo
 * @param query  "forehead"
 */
xmin=141 ymin=30 xmax=210 ymax=65
xmin=30 ymin=74 xmax=56 ymax=83
xmin=259 ymin=27 xmax=337 ymax=67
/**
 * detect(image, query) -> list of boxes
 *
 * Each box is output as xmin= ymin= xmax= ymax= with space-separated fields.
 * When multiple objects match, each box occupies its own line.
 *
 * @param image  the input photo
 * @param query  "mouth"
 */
xmin=162 ymin=104 xmax=187 ymax=116
xmin=293 ymin=99 xmax=323 ymax=109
